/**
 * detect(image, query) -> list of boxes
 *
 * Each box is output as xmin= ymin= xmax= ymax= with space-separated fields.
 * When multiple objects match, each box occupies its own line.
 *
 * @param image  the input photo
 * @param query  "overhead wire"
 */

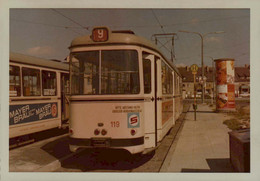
xmin=99 ymin=15 xmax=249 ymax=29
xmin=151 ymin=10 xmax=176 ymax=61
xmin=51 ymin=9 xmax=90 ymax=32
xmin=151 ymin=10 xmax=166 ymax=34
xmin=10 ymin=18 xmax=84 ymax=36
xmin=11 ymin=10 xmax=249 ymax=65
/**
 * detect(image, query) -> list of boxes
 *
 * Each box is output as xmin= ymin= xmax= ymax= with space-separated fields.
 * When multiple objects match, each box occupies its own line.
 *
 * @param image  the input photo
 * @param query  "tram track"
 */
xmin=54 ymin=103 xmax=190 ymax=172
xmin=9 ymin=125 xmax=69 ymax=150
xmin=130 ymin=103 xmax=190 ymax=172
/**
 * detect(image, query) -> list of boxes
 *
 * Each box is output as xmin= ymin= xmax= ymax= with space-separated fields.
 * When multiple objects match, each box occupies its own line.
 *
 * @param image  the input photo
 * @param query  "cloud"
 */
xmin=191 ymin=18 xmax=199 ymax=25
xmin=176 ymin=63 xmax=187 ymax=67
xmin=26 ymin=46 xmax=55 ymax=56
xmin=205 ymin=36 xmax=222 ymax=43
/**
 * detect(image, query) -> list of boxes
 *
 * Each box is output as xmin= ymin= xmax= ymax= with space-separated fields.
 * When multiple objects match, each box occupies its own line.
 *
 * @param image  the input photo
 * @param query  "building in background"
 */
xmin=178 ymin=64 xmax=250 ymax=99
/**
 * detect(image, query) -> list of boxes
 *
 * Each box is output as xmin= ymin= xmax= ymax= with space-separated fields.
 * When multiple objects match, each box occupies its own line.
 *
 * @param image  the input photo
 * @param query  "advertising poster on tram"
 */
xmin=9 ymin=102 xmax=58 ymax=125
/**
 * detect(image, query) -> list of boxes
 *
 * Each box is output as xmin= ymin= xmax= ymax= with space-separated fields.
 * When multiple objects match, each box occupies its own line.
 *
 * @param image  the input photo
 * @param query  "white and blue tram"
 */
xmin=68 ymin=27 xmax=183 ymax=154
xmin=9 ymin=52 xmax=69 ymax=139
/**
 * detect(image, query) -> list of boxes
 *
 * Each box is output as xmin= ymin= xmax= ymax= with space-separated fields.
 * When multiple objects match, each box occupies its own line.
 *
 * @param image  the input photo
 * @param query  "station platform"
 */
xmin=160 ymin=103 xmax=234 ymax=172
xmin=9 ymin=133 xmax=73 ymax=172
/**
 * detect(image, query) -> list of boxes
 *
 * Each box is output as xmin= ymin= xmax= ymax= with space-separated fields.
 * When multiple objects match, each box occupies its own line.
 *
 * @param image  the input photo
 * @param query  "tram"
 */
xmin=68 ymin=27 xmax=183 ymax=154
xmin=9 ymin=52 xmax=70 ymax=139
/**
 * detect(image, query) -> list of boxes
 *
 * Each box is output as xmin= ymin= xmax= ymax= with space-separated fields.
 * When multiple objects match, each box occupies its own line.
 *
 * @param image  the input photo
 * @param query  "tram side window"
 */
xmin=161 ymin=62 xmax=173 ymax=94
xmin=176 ymin=76 xmax=179 ymax=95
xmin=174 ymin=72 xmax=178 ymax=95
xmin=9 ymin=65 xmax=21 ymax=96
xmin=22 ymin=67 xmax=41 ymax=96
xmin=42 ymin=70 xmax=57 ymax=96
xmin=179 ymin=78 xmax=182 ymax=94
xmin=162 ymin=62 xmax=167 ymax=94
xmin=169 ymin=69 xmax=173 ymax=94
xmin=143 ymin=58 xmax=151 ymax=94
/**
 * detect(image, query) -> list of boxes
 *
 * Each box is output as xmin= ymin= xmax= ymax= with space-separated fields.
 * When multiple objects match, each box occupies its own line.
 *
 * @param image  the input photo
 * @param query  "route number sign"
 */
xmin=92 ymin=27 xmax=109 ymax=42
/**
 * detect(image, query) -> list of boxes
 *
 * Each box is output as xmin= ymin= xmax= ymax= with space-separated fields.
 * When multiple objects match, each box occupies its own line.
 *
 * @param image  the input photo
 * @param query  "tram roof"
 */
xmin=10 ymin=52 xmax=69 ymax=71
xmin=70 ymin=30 xmax=181 ymax=76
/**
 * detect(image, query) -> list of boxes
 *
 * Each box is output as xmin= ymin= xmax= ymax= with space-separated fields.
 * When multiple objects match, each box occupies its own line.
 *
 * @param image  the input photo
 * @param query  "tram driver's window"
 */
xmin=143 ymin=58 xmax=151 ymax=94
xmin=22 ymin=67 xmax=41 ymax=96
xmin=9 ymin=65 xmax=21 ymax=96
xmin=42 ymin=70 xmax=57 ymax=96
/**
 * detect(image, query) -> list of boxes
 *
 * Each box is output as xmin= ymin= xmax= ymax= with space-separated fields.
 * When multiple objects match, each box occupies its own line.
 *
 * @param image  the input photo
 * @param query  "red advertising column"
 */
xmin=215 ymin=58 xmax=236 ymax=112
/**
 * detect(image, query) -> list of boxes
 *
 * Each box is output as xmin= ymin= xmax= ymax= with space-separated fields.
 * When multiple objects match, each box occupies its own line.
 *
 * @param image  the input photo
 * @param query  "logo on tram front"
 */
xmin=127 ymin=112 xmax=140 ymax=128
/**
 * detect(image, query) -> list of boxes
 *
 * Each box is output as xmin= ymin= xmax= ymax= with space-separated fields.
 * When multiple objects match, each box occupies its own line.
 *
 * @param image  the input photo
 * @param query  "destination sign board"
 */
xmin=92 ymin=27 xmax=109 ymax=42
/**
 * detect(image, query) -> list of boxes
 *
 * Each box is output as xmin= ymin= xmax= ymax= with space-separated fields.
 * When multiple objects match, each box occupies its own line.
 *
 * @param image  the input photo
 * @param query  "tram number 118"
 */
xmin=111 ymin=121 xmax=120 ymax=128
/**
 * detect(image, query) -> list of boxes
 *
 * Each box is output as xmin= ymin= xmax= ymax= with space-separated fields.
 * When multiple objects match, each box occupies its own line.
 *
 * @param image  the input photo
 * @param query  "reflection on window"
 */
xmin=143 ymin=58 xmax=151 ymax=94
xmin=9 ymin=65 xmax=21 ymax=97
xmin=42 ymin=70 xmax=56 ymax=96
xmin=62 ymin=73 xmax=70 ymax=94
xmin=161 ymin=62 xmax=173 ymax=94
xmin=174 ymin=72 xmax=178 ymax=95
xmin=70 ymin=50 xmax=139 ymax=95
xmin=101 ymin=50 xmax=139 ymax=94
xmin=22 ymin=67 xmax=41 ymax=96
xmin=179 ymin=77 xmax=182 ymax=94
xmin=71 ymin=51 xmax=99 ymax=95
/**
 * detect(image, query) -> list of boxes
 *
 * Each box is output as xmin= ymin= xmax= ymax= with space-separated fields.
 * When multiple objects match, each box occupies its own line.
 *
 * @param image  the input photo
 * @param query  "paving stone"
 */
xmin=160 ymin=103 xmax=234 ymax=173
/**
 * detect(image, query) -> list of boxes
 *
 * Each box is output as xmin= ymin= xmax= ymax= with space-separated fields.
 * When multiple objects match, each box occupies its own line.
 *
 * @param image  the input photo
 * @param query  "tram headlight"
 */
xmin=130 ymin=129 xmax=136 ymax=136
xmin=101 ymin=129 xmax=107 ymax=136
xmin=94 ymin=129 xmax=100 ymax=135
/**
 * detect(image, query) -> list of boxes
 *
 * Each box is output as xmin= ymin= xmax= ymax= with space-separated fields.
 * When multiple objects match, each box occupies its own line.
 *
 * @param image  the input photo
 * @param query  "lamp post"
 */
xmin=178 ymin=30 xmax=225 ymax=103
xmin=205 ymin=56 xmax=215 ymax=105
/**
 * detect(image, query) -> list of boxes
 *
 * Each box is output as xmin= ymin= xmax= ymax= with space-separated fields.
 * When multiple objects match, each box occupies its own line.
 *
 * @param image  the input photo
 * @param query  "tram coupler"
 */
xmin=193 ymin=103 xmax=197 ymax=121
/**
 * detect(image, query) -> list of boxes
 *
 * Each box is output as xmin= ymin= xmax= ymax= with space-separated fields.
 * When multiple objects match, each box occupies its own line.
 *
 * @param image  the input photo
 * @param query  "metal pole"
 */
xmin=205 ymin=56 xmax=214 ymax=104
xmin=211 ymin=59 xmax=214 ymax=105
xmin=178 ymin=30 xmax=225 ymax=104
xmin=194 ymin=73 xmax=197 ymax=120
xmin=201 ymin=34 xmax=205 ymax=104
xmin=213 ymin=60 xmax=215 ymax=103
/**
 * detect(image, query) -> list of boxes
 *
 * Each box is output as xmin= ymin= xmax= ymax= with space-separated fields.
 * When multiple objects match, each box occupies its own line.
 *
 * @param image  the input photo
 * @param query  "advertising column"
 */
xmin=215 ymin=58 xmax=236 ymax=112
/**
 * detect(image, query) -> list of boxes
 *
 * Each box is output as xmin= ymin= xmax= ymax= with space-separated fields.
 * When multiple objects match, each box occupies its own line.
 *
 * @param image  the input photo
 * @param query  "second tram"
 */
xmin=9 ymin=52 xmax=70 ymax=139
xmin=68 ymin=27 xmax=183 ymax=154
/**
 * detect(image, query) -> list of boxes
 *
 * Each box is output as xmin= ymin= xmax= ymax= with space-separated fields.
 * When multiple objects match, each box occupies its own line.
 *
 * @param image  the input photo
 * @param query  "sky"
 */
xmin=10 ymin=8 xmax=250 ymax=67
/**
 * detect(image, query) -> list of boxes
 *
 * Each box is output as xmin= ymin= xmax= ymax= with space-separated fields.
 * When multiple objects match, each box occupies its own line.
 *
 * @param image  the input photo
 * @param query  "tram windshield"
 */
xmin=71 ymin=50 xmax=139 ymax=95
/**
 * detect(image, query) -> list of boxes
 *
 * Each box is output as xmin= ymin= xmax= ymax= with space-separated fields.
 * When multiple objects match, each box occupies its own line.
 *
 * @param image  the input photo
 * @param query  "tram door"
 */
xmin=61 ymin=73 xmax=70 ymax=123
xmin=142 ymin=53 xmax=158 ymax=148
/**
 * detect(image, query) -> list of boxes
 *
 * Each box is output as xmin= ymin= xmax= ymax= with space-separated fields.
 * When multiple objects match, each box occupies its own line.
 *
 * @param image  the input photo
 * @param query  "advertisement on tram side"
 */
xmin=9 ymin=102 xmax=58 ymax=125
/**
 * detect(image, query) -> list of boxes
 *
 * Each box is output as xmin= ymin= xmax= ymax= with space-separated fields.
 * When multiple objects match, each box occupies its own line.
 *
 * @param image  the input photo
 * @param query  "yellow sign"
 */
xmin=190 ymin=64 xmax=199 ymax=72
